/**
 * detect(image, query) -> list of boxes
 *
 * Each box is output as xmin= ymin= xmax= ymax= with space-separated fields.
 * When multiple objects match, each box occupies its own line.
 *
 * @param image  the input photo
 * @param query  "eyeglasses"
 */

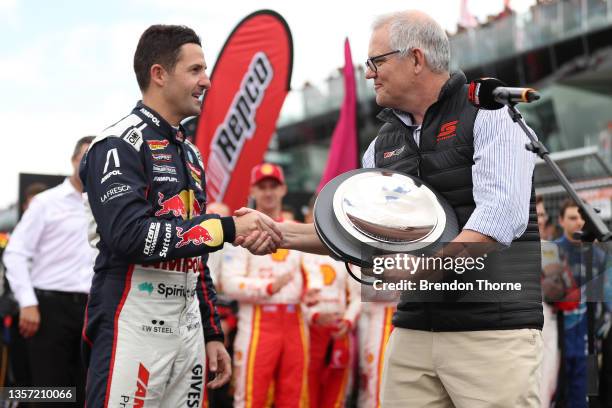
xmin=365 ymin=50 xmax=401 ymax=73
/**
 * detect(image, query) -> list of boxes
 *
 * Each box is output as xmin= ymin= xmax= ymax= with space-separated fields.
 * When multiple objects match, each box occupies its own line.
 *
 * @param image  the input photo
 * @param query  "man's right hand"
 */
xmin=233 ymin=208 xmax=283 ymax=255
xmin=19 ymin=306 xmax=40 ymax=338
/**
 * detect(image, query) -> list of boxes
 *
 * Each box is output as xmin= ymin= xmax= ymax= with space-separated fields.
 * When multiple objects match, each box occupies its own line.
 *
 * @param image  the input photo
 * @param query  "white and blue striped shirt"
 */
xmin=361 ymin=107 xmax=536 ymax=244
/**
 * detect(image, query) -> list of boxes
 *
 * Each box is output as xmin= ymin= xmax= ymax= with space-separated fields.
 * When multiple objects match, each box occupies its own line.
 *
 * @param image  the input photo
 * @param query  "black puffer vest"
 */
xmin=374 ymin=71 xmax=543 ymax=331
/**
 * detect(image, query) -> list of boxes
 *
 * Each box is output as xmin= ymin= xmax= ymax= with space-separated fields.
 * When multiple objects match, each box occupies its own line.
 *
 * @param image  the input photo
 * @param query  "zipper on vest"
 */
xmin=392 ymin=116 xmax=422 ymax=178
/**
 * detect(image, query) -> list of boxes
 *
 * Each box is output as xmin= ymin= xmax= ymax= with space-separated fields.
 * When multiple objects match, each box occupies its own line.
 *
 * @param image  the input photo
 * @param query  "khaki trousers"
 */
xmin=381 ymin=328 xmax=542 ymax=408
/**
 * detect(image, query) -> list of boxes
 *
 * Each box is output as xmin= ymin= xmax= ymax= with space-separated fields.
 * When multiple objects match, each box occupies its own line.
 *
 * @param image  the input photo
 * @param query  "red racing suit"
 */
xmin=301 ymin=254 xmax=360 ymax=408
xmin=80 ymin=101 xmax=235 ymax=407
xmin=221 ymin=244 xmax=308 ymax=408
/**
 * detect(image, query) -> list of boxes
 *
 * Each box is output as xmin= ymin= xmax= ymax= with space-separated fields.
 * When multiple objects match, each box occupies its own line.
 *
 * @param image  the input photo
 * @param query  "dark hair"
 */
xmin=72 ymin=136 xmax=95 ymax=159
xmin=559 ymin=198 xmax=579 ymax=218
xmin=535 ymin=195 xmax=543 ymax=205
xmin=134 ymin=25 xmax=201 ymax=91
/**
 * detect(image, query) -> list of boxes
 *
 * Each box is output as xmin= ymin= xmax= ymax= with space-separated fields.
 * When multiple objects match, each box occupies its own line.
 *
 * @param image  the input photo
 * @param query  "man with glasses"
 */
xmin=361 ymin=10 xmax=543 ymax=407
xmin=273 ymin=9 xmax=544 ymax=407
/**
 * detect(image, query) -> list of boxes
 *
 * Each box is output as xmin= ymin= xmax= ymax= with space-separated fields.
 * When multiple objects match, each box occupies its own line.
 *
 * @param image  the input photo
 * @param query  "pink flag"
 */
xmin=317 ymin=38 xmax=358 ymax=192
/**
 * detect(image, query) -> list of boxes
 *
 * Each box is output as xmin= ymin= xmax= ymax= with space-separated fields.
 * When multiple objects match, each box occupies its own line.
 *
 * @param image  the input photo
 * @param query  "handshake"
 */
xmin=232 ymin=207 xmax=284 ymax=255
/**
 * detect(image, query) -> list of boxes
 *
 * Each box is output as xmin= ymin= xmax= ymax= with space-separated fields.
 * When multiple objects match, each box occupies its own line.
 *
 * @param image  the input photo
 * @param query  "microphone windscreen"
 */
xmin=468 ymin=78 xmax=506 ymax=110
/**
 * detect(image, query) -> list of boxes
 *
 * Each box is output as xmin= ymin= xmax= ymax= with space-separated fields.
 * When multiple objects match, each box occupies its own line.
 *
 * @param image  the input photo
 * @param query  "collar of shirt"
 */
xmin=133 ymin=101 xmax=184 ymax=144
xmin=392 ymin=109 xmax=415 ymax=127
xmin=392 ymin=109 xmax=422 ymax=146
xmin=58 ymin=177 xmax=81 ymax=198
xmin=171 ymin=125 xmax=186 ymax=143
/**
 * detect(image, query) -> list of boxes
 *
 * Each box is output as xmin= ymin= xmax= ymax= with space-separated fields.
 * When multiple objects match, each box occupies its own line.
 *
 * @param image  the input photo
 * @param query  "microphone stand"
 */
xmin=507 ymin=103 xmax=610 ymax=408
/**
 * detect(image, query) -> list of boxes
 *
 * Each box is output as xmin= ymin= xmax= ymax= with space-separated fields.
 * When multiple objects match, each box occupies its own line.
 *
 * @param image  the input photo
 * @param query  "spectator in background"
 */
xmin=301 ymin=196 xmax=360 ymax=408
xmin=555 ymin=198 xmax=606 ymax=408
xmin=357 ymin=293 xmax=397 ymax=408
xmin=537 ymin=195 xmax=561 ymax=408
xmin=0 ymin=181 xmax=47 ymax=403
xmin=3 ymin=136 xmax=96 ymax=406
xmin=206 ymin=201 xmax=238 ymax=408
xmin=537 ymin=196 xmax=550 ymax=238
xmin=222 ymin=163 xmax=311 ymax=408
xmin=545 ymin=218 xmax=559 ymax=241
xmin=536 ymin=196 xmax=560 ymax=241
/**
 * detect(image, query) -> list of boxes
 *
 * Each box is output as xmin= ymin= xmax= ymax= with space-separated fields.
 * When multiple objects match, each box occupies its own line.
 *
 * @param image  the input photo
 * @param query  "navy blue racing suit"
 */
xmin=81 ymin=101 xmax=236 ymax=407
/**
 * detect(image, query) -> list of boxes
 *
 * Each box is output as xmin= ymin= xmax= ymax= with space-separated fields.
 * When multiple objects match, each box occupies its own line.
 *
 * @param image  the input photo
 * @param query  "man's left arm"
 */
xmin=197 ymin=262 xmax=224 ymax=343
xmin=197 ymin=262 xmax=232 ymax=388
xmin=461 ymin=107 xmax=537 ymax=246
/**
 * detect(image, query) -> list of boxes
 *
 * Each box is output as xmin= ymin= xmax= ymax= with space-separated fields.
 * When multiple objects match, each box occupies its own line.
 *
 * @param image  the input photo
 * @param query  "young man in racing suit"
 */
xmin=221 ymin=163 xmax=312 ymax=408
xmin=81 ymin=25 xmax=280 ymax=407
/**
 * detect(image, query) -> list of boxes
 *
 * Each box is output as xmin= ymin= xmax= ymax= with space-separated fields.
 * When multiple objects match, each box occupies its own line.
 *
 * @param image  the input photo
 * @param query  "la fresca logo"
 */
xmin=138 ymin=282 xmax=154 ymax=295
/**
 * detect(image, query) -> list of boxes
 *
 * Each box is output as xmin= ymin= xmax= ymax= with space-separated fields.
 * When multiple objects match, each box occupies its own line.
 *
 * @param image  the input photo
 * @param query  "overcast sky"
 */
xmin=0 ymin=0 xmax=536 ymax=208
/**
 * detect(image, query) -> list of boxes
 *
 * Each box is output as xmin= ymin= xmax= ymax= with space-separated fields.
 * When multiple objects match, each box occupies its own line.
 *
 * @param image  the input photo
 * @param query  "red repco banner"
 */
xmin=195 ymin=10 xmax=293 ymax=211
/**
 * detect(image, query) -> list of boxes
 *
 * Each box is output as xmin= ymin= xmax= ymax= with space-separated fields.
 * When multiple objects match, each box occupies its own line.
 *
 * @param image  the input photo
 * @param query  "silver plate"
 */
xmin=332 ymin=170 xmax=446 ymax=252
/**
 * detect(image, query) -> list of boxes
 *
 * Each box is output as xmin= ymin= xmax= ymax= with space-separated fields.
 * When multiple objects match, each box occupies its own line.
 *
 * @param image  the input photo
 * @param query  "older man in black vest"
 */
xmin=250 ymin=9 xmax=543 ymax=408
xmin=360 ymin=11 xmax=542 ymax=407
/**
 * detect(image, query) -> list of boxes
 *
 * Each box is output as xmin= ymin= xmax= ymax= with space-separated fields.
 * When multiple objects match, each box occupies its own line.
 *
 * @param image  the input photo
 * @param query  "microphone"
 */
xmin=468 ymin=78 xmax=541 ymax=110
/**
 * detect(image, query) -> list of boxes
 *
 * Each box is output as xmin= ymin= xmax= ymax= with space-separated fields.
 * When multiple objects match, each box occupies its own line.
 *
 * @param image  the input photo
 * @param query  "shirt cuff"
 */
xmin=220 ymin=216 xmax=236 ymax=244
xmin=16 ymin=288 xmax=38 ymax=308
xmin=463 ymin=207 xmax=518 ymax=245
xmin=204 ymin=332 xmax=225 ymax=344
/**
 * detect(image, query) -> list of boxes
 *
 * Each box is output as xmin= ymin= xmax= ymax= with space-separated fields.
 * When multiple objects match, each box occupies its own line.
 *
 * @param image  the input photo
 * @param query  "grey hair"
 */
xmin=372 ymin=11 xmax=450 ymax=73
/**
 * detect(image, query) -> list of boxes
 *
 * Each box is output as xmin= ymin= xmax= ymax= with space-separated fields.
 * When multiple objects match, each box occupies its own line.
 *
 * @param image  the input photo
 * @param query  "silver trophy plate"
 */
xmin=314 ymin=168 xmax=458 ymax=267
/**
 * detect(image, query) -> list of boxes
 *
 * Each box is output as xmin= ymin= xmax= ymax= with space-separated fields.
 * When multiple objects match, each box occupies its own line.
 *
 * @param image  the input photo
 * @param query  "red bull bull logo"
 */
xmin=155 ymin=192 xmax=187 ymax=218
xmin=175 ymin=224 xmax=213 ymax=248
